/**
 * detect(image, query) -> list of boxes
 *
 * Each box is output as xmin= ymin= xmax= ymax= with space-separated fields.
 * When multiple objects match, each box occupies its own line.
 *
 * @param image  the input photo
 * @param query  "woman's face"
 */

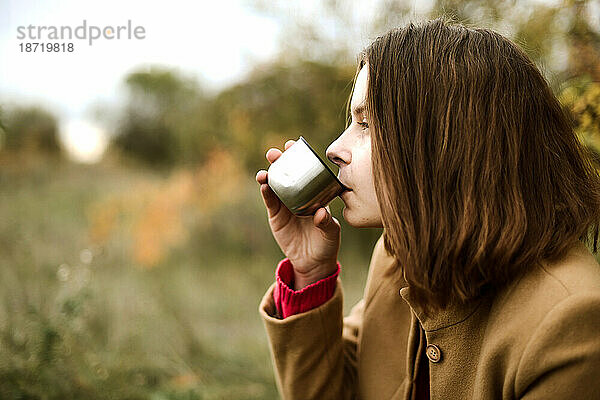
xmin=326 ymin=65 xmax=383 ymax=228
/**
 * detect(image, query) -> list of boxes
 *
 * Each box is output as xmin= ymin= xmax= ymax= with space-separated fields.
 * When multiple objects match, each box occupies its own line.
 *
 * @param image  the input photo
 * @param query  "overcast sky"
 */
xmin=0 ymin=0 xmax=280 ymax=123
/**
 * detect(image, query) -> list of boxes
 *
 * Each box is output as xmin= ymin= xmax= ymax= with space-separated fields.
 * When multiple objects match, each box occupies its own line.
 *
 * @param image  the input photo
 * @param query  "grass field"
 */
xmin=0 ymin=154 xmax=377 ymax=399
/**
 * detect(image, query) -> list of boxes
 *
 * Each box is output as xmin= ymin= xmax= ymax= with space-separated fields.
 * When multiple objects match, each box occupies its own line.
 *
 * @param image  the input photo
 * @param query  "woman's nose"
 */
xmin=326 ymin=139 xmax=351 ymax=167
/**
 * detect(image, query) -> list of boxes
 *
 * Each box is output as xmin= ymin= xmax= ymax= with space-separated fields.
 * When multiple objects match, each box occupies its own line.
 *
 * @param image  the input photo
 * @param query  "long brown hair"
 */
xmin=352 ymin=17 xmax=600 ymax=314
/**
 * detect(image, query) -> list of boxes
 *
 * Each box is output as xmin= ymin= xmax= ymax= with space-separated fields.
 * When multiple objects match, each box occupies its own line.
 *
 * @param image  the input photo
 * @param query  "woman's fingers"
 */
xmin=266 ymin=148 xmax=282 ymax=164
xmin=313 ymin=205 xmax=332 ymax=227
xmin=313 ymin=207 xmax=328 ymax=226
xmin=266 ymin=140 xmax=296 ymax=164
xmin=256 ymin=170 xmax=267 ymax=185
xmin=259 ymin=183 xmax=281 ymax=218
xmin=313 ymin=206 xmax=340 ymax=239
xmin=284 ymin=140 xmax=295 ymax=150
xmin=256 ymin=170 xmax=282 ymax=217
xmin=260 ymin=183 xmax=294 ymax=227
xmin=257 ymin=139 xmax=297 ymax=220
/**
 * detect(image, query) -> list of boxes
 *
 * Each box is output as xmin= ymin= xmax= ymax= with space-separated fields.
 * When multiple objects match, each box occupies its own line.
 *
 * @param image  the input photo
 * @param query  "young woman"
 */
xmin=255 ymin=18 xmax=600 ymax=400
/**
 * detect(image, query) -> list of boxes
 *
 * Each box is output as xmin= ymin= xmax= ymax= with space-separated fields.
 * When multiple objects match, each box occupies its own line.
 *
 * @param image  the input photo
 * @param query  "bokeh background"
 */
xmin=1 ymin=0 xmax=599 ymax=399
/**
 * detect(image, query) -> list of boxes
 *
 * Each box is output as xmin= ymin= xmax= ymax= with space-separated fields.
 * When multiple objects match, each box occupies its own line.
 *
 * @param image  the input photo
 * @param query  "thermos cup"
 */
xmin=267 ymin=136 xmax=349 ymax=216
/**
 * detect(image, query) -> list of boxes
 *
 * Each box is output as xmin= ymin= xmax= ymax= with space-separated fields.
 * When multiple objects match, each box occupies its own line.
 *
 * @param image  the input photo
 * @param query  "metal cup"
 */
xmin=267 ymin=136 xmax=349 ymax=216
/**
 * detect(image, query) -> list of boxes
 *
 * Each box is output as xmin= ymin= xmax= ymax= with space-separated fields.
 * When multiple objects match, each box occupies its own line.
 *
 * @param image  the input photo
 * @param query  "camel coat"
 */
xmin=258 ymin=234 xmax=600 ymax=399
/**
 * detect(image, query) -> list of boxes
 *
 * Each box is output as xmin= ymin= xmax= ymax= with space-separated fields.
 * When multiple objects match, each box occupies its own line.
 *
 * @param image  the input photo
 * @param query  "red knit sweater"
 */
xmin=272 ymin=257 xmax=339 ymax=319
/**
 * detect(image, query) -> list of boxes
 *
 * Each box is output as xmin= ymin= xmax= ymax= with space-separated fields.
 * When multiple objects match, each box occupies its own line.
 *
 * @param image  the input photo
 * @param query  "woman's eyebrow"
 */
xmin=352 ymin=102 xmax=366 ymax=116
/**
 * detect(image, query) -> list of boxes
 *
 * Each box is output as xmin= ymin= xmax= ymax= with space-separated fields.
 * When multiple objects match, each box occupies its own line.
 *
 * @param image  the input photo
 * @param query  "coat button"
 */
xmin=426 ymin=344 xmax=442 ymax=363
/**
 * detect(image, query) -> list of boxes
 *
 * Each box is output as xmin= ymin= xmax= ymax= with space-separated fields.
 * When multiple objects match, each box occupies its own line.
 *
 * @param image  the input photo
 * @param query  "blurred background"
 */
xmin=0 ymin=0 xmax=599 ymax=398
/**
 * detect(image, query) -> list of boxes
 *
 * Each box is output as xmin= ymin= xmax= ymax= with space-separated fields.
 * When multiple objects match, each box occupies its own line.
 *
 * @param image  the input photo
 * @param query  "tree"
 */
xmin=113 ymin=66 xmax=217 ymax=168
xmin=1 ymin=105 xmax=61 ymax=155
xmin=211 ymin=60 xmax=356 ymax=172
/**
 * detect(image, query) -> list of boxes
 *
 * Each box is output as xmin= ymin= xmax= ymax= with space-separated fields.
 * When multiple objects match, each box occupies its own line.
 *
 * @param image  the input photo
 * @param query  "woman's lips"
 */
xmin=338 ymin=178 xmax=352 ymax=192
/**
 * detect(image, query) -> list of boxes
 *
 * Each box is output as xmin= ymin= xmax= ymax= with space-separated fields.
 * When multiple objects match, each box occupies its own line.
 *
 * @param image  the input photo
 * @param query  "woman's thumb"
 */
xmin=315 ymin=207 xmax=338 ymax=234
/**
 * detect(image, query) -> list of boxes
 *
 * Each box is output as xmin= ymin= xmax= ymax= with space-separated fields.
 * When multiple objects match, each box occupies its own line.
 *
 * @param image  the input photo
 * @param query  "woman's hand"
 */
xmin=256 ymin=139 xmax=341 ymax=290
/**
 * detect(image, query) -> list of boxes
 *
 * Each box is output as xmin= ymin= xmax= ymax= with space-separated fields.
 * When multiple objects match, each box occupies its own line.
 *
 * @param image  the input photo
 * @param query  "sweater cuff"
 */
xmin=272 ymin=257 xmax=340 ymax=319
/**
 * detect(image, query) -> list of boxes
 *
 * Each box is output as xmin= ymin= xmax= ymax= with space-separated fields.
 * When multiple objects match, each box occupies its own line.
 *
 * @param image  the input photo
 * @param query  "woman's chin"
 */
xmin=342 ymin=207 xmax=382 ymax=228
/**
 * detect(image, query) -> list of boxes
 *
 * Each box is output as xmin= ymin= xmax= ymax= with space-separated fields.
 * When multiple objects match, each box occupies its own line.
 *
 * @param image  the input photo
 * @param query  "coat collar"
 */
xmin=398 ymin=240 xmax=592 ymax=332
xmin=398 ymin=286 xmax=488 ymax=332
